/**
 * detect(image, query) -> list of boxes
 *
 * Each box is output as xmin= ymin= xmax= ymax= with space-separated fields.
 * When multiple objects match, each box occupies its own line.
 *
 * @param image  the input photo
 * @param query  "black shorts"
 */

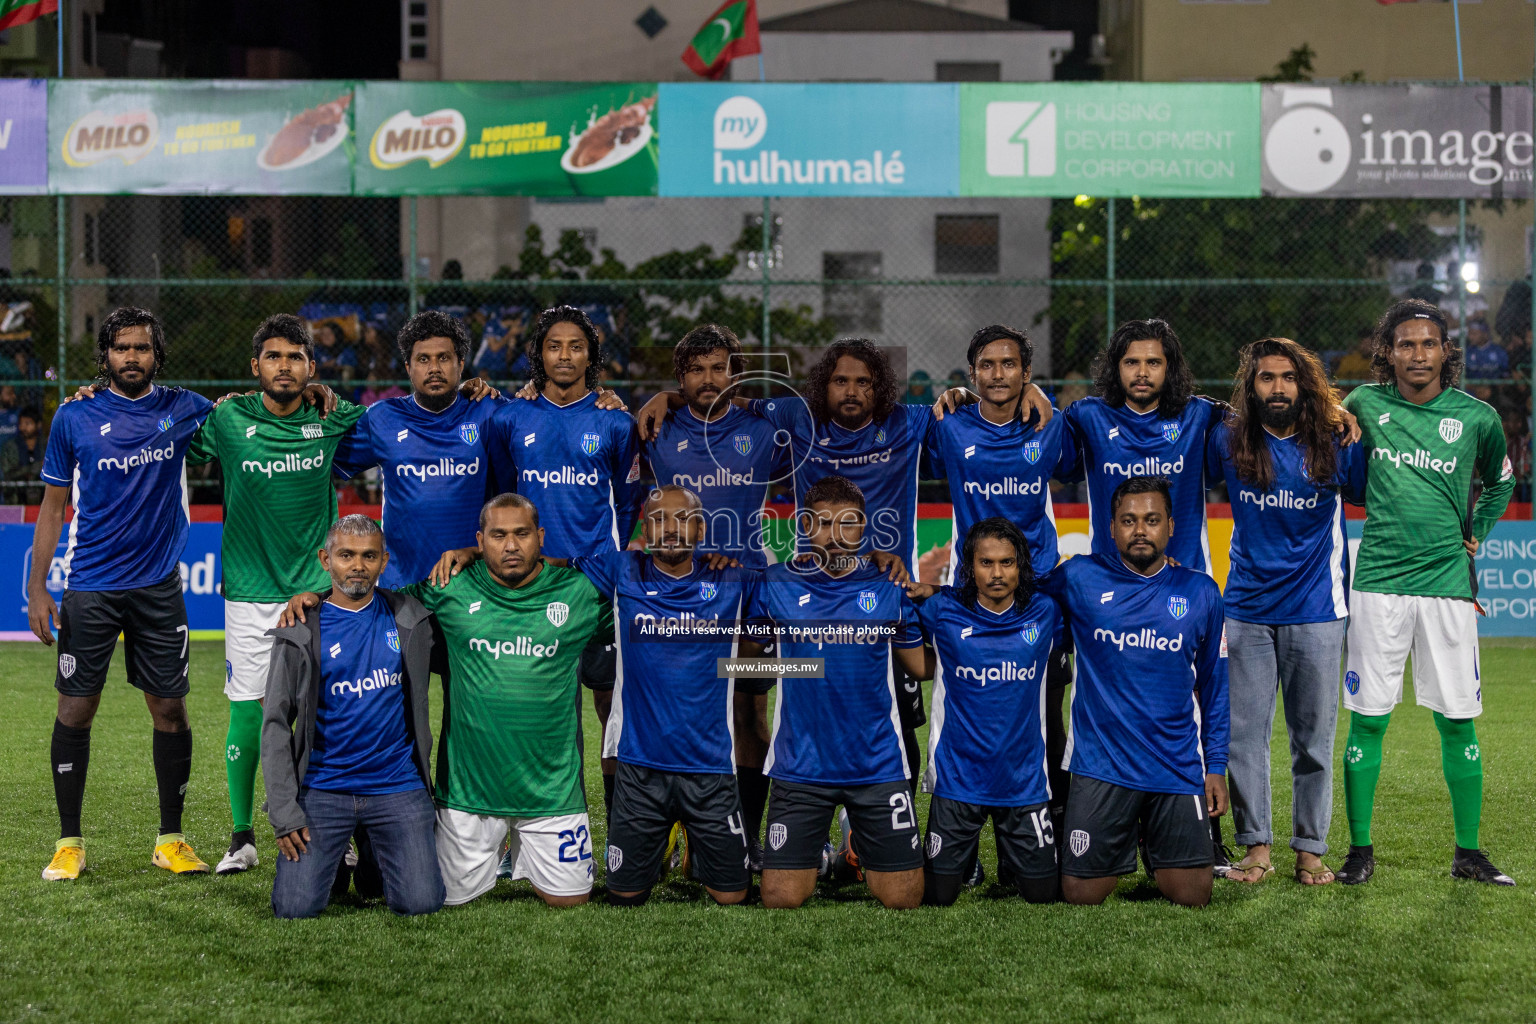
xmin=895 ymin=666 xmax=926 ymax=731
xmin=55 ymin=573 xmax=189 ymax=700
xmin=924 ymin=796 xmax=1058 ymax=881
xmin=763 ymin=777 xmax=922 ymax=873
xmin=605 ymin=761 xmax=749 ymax=894
xmin=734 ymin=676 xmax=776 ymax=696
xmin=579 ymin=637 xmax=616 ymax=692
xmin=1061 ymin=775 xmax=1212 ymax=878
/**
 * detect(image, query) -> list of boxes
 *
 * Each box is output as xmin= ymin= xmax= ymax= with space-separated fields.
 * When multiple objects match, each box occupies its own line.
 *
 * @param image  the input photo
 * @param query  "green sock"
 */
xmin=1433 ymin=712 xmax=1483 ymax=850
xmin=224 ymin=700 xmax=263 ymax=835
xmin=1343 ymin=710 xmax=1391 ymax=848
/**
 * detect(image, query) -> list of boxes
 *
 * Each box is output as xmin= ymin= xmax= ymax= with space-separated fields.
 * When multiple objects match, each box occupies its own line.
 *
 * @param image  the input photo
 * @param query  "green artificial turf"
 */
xmin=1 ymin=640 xmax=1533 ymax=1023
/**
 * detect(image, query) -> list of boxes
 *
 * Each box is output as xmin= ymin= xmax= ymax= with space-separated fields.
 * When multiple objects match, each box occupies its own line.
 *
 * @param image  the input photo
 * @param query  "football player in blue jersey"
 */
xmin=746 ymin=475 xmax=930 ymax=910
xmin=30 ymin=308 xmax=214 ymax=880
xmin=485 ymin=305 xmax=646 ymax=822
xmin=1039 ymin=476 xmax=1229 ymax=908
xmin=901 ymin=518 xmax=1066 ymax=905
xmin=331 ymin=310 xmax=506 ymax=589
xmin=643 ymin=324 xmax=790 ymax=871
xmin=1207 ymin=338 xmax=1365 ymax=887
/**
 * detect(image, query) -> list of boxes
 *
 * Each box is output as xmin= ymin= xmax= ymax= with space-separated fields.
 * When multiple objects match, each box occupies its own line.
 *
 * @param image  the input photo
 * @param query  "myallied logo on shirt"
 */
xmin=699 ymin=581 xmax=718 ymax=601
xmin=331 ymin=667 xmax=402 ymax=698
xmin=733 ymin=433 xmax=752 ymax=455
xmin=302 ymin=423 xmax=324 ymax=440
xmin=1021 ymin=622 xmax=1041 ymax=645
xmin=1022 ymin=440 xmax=1042 ymax=465
xmin=857 ymin=591 xmax=878 ymax=613
xmin=1167 ymin=595 xmax=1188 ymax=620
xmin=1161 ymin=422 xmax=1181 ymax=443
xmin=581 ymin=432 xmax=601 ymax=455
xmin=459 ymin=422 xmax=479 ymax=445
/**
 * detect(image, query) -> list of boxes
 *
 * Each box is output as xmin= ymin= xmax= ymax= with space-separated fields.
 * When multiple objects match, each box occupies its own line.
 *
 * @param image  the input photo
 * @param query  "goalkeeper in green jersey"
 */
xmin=1336 ymin=299 xmax=1515 ymax=887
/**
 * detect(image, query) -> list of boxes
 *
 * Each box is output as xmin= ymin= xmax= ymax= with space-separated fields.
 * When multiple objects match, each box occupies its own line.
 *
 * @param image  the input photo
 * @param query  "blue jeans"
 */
xmin=272 ymin=786 xmax=444 ymax=919
xmin=1224 ymin=617 xmax=1345 ymax=857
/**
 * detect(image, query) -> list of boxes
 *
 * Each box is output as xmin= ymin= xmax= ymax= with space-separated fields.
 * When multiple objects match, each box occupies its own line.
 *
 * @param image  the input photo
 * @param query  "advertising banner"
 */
xmin=48 ymin=80 xmax=354 ymax=195
xmin=1261 ymin=84 xmax=1534 ymax=199
xmin=353 ymin=81 xmax=659 ymax=196
xmin=658 ymin=82 xmax=959 ymax=197
xmin=959 ymin=82 xmax=1261 ymax=198
xmin=0 ymin=79 xmax=46 ymax=195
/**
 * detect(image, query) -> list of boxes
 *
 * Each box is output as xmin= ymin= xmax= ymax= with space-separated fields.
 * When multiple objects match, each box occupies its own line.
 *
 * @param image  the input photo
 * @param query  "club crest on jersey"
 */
xmin=699 ymin=581 xmax=718 ymax=601
xmin=386 ymin=629 xmax=400 ymax=653
xmin=927 ymin=833 xmax=942 ymax=860
xmin=1167 ymin=595 xmax=1188 ymax=620
xmin=546 ymin=602 xmax=569 ymax=627
xmin=1022 ymin=440 xmax=1042 ymax=465
xmin=1439 ymin=417 xmax=1463 ymax=444
xmin=858 ymin=591 xmax=878 ymax=613
xmin=1345 ymin=670 xmax=1360 ymax=695
xmin=875 ymin=427 xmax=887 ymax=445
xmin=158 ymin=415 xmax=174 ymax=432
xmin=302 ymin=423 xmax=323 ymax=440
xmin=1161 ymin=422 xmax=1181 ymax=443
xmin=581 ymin=432 xmax=601 ymax=455
xmin=1070 ymin=829 xmax=1090 ymax=857
xmin=459 ymin=423 xmax=479 ymax=445
xmin=59 ymin=654 xmax=76 ymax=679
xmin=1022 ymin=622 xmax=1041 ymax=646
xmin=733 ymin=433 xmax=752 ymax=455
xmin=607 ymin=845 xmax=622 ymax=872
xmin=768 ymin=823 xmax=788 ymax=850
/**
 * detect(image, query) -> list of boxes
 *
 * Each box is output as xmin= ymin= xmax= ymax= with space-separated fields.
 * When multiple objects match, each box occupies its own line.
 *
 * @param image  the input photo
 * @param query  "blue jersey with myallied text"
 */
xmin=573 ymin=550 xmax=759 ymax=774
xmin=40 ymin=385 xmax=212 ymax=592
xmin=1038 ymin=553 xmax=1228 ymax=794
xmin=333 ymin=393 xmax=508 ymax=588
xmin=916 ymin=586 xmax=1064 ymax=807
xmin=1061 ymin=396 xmax=1222 ymax=572
xmin=746 ymin=559 xmax=924 ymax=786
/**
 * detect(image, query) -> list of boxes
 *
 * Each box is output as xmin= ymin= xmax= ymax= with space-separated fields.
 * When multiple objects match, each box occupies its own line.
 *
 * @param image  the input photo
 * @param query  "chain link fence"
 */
xmin=0 ymin=192 xmax=1529 ymax=505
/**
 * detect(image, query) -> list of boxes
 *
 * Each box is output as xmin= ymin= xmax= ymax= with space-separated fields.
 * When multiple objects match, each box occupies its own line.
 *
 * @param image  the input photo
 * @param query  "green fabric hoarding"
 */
xmin=49 ymin=80 xmax=355 ymax=195
xmin=959 ymin=82 xmax=1262 ymax=197
xmin=352 ymin=81 xmax=659 ymax=196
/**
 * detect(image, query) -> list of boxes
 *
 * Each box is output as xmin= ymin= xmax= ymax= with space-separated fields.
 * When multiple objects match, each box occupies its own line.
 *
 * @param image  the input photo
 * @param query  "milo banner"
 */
xmin=1261 ymin=84 xmax=1534 ymax=199
xmin=49 ymin=80 xmax=354 ymax=194
xmin=0 ymin=79 xmax=47 ymax=195
xmin=352 ymin=81 xmax=658 ymax=196
xmin=959 ymin=82 xmax=1261 ymax=197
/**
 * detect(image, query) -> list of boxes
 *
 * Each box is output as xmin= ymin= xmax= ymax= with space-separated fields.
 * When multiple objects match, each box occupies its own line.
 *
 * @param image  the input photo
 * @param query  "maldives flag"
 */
xmin=681 ymin=0 xmax=761 ymax=80
xmin=0 ymin=0 xmax=57 ymax=30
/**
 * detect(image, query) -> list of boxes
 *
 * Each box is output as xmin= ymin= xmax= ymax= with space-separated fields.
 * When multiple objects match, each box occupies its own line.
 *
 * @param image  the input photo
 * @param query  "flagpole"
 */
xmin=56 ymin=0 xmax=64 ymax=75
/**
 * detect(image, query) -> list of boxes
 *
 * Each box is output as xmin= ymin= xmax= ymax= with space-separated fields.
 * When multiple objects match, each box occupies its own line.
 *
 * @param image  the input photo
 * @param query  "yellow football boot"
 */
xmin=42 ymin=839 xmax=85 ymax=881
xmin=152 ymin=835 xmax=210 ymax=874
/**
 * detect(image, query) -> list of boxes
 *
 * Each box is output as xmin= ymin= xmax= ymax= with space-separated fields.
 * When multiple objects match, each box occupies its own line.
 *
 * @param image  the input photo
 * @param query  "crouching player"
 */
xmin=1040 ymin=476 xmax=1229 ymax=908
xmin=903 ymin=517 xmax=1065 ymax=905
xmin=264 ymin=516 xmax=443 ymax=918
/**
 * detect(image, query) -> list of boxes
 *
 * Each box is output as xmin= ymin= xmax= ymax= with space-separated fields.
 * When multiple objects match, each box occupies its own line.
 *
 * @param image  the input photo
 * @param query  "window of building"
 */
xmin=934 ymin=215 xmax=999 ymax=275
xmin=402 ymin=0 xmax=429 ymax=61
xmin=936 ymin=62 xmax=1001 ymax=82
xmin=823 ymin=252 xmax=882 ymax=334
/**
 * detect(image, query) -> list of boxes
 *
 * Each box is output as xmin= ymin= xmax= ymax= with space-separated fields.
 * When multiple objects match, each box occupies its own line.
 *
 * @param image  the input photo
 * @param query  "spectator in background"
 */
xmin=902 ymin=370 xmax=933 ymax=405
xmin=1334 ymin=329 xmax=1375 ymax=385
xmin=1463 ymin=315 xmax=1508 ymax=381
xmin=0 ymin=404 xmax=44 ymax=504
xmin=946 ymin=367 xmax=968 ymax=395
xmin=1495 ymin=281 xmax=1532 ymax=380
xmin=1407 ymin=261 xmax=1444 ymax=308
xmin=0 ymin=384 xmax=18 ymax=446
xmin=312 ymin=321 xmax=357 ymax=384
xmin=425 ymin=260 xmax=475 ymax=309
xmin=473 ymin=311 xmax=525 ymax=381
xmin=355 ymin=321 xmax=403 ymax=406
xmin=1503 ymin=410 xmax=1531 ymax=504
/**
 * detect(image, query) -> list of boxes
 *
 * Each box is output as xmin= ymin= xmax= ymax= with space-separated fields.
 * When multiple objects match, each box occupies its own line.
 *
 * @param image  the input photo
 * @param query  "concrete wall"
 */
xmin=734 ymin=30 xmax=1072 ymax=81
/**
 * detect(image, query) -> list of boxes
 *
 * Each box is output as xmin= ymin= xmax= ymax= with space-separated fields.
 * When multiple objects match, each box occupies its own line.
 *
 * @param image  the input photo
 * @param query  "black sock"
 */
xmin=151 ymin=728 xmax=193 ymax=835
xmin=903 ymin=728 xmax=922 ymax=800
xmin=1017 ymin=874 xmax=1059 ymax=904
xmin=230 ymin=829 xmax=256 ymax=854
xmin=924 ymin=871 xmax=962 ymax=906
xmin=602 ymin=771 xmax=615 ymax=820
xmin=736 ymin=768 xmax=769 ymax=845
xmin=51 ymin=720 xmax=91 ymax=840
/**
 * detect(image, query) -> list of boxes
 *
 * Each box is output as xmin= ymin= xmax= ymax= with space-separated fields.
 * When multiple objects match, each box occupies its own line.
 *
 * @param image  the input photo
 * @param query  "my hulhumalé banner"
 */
xmin=959 ymin=82 xmax=1262 ymax=197
xmin=48 ymin=80 xmax=355 ymax=194
xmin=352 ymin=81 xmax=659 ymax=196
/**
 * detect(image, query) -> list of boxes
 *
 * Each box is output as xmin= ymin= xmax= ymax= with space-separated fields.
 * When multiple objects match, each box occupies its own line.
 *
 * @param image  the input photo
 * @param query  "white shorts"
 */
xmin=1343 ymin=589 xmax=1482 ymax=719
xmin=224 ymin=600 xmax=286 ymax=701
xmin=435 ymin=807 xmax=594 ymax=905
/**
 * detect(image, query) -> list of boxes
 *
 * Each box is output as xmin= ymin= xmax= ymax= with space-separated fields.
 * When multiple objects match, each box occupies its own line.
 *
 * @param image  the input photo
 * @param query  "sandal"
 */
xmin=1226 ymin=854 xmax=1274 ymax=883
xmin=1294 ymin=863 xmax=1335 ymax=886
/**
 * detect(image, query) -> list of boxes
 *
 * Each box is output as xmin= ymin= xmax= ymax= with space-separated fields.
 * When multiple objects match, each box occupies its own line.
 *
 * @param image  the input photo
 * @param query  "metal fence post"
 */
xmin=1105 ymin=197 xmax=1116 ymax=341
xmin=1457 ymin=198 xmax=1467 ymax=338
xmin=760 ymin=196 xmax=771 ymax=357
xmin=408 ymin=196 xmax=419 ymax=318
xmin=56 ymin=195 xmax=66 ymax=405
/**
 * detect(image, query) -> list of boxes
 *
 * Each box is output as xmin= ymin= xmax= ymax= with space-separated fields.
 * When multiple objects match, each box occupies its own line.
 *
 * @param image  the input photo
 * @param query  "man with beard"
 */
xmin=1206 ymin=338 xmax=1365 ymax=887
xmin=486 ymin=305 xmax=645 ymax=825
xmin=1039 ymin=476 xmax=1229 ymax=908
xmin=186 ymin=314 xmax=367 ymax=876
xmin=332 ymin=310 xmax=506 ymax=588
xmin=32 ymin=307 xmax=214 ymax=880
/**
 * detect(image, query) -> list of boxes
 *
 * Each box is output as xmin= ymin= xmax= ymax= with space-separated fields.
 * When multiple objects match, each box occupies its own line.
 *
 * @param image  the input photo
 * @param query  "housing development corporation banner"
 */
xmin=48 ymin=80 xmax=356 ymax=195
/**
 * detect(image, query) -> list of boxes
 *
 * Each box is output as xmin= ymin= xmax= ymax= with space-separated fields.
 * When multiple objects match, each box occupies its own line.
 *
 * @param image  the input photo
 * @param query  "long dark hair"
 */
xmin=96 ymin=306 xmax=167 ymax=382
xmin=1090 ymin=318 xmax=1194 ymax=419
xmin=528 ymin=305 xmax=602 ymax=392
xmin=1371 ymin=298 xmax=1462 ymax=391
xmin=1226 ymin=338 xmax=1341 ymax=490
xmin=956 ymin=517 xmax=1035 ymax=610
xmin=804 ymin=339 xmax=900 ymax=426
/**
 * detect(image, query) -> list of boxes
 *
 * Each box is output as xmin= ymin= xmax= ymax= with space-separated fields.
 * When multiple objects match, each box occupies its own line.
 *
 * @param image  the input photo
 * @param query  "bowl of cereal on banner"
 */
xmin=259 ymin=93 xmax=352 ymax=172
xmin=560 ymin=94 xmax=657 ymax=195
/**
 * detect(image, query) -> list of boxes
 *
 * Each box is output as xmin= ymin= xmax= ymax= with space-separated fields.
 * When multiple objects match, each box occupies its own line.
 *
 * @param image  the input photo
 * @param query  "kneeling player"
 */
xmin=1040 ymin=476 xmax=1229 ymax=908
xmin=903 ymin=518 xmax=1065 ymax=905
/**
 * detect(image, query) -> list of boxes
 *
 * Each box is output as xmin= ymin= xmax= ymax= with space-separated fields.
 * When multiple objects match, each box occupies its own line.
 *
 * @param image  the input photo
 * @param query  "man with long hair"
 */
xmin=1206 ymin=338 xmax=1366 ymax=887
xmin=1335 ymin=299 xmax=1515 ymax=887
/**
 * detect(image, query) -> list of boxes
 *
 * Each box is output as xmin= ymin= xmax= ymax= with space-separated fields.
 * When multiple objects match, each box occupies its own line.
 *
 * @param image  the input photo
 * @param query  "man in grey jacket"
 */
xmin=262 ymin=514 xmax=444 ymax=918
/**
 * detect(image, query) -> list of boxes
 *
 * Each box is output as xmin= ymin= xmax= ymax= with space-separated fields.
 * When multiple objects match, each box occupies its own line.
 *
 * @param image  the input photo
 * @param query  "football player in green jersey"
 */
xmin=1337 ymin=299 xmax=1515 ymax=887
